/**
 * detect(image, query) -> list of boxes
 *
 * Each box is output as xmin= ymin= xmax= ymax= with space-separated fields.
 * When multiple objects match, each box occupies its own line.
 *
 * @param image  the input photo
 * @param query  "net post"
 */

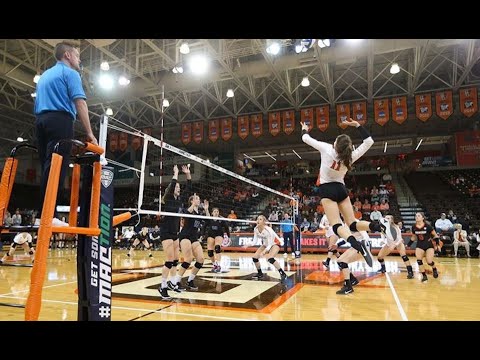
xmin=99 ymin=114 xmax=109 ymax=166
xmin=137 ymin=135 xmax=149 ymax=210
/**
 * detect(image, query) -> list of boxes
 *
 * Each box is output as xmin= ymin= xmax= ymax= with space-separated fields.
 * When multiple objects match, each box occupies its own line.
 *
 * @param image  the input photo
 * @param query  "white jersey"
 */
xmin=320 ymin=215 xmax=344 ymax=238
xmin=253 ymin=225 xmax=281 ymax=251
xmin=13 ymin=232 xmax=32 ymax=245
xmin=379 ymin=217 xmax=402 ymax=247
xmin=302 ymin=133 xmax=374 ymax=185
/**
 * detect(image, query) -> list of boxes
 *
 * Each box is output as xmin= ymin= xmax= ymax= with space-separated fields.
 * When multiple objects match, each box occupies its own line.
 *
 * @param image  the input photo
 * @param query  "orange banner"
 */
xmin=238 ymin=116 xmax=249 ymax=140
xmin=435 ymin=90 xmax=453 ymax=120
xmin=269 ymin=112 xmax=281 ymax=136
xmin=208 ymin=119 xmax=219 ymax=143
xmin=181 ymin=123 xmax=191 ymax=145
xmin=459 ymin=87 xmax=478 ymax=118
xmin=221 ymin=118 xmax=232 ymax=141
xmin=283 ymin=110 xmax=295 ymax=135
xmin=392 ymin=96 xmax=408 ymax=124
xmin=119 ymin=132 xmax=128 ymax=151
xmin=352 ymin=101 xmax=367 ymax=126
xmin=415 ymin=93 xmax=432 ymax=122
xmin=374 ymin=99 xmax=389 ymax=126
xmin=316 ymin=105 xmax=329 ymax=132
xmin=193 ymin=121 xmax=203 ymax=144
xmin=300 ymin=108 xmax=314 ymax=131
xmin=251 ymin=114 xmax=263 ymax=138
xmin=336 ymin=103 xmax=351 ymax=129
xmin=109 ymin=132 xmax=118 ymax=152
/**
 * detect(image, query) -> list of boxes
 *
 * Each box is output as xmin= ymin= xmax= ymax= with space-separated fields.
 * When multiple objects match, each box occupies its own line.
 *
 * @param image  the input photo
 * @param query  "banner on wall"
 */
xmin=300 ymin=108 xmax=314 ymax=130
xmin=316 ymin=105 xmax=329 ymax=132
xmin=251 ymin=114 xmax=263 ymax=138
xmin=352 ymin=101 xmax=367 ymax=125
xmin=268 ymin=112 xmax=281 ymax=136
xmin=181 ymin=123 xmax=191 ymax=145
xmin=238 ymin=116 xmax=249 ymax=139
xmin=435 ymin=90 xmax=453 ymax=120
xmin=455 ymin=131 xmax=480 ymax=166
xmin=392 ymin=96 xmax=408 ymax=124
xmin=374 ymin=99 xmax=389 ymax=126
xmin=208 ymin=119 xmax=219 ymax=142
xmin=415 ymin=93 xmax=432 ymax=122
xmin=459 ymin=87 xmax=478 ymax=117
xmin=283 ymin=110 xmax=295 ymax=135
xmin=193 ymin=121 xmax=203 ymax=144
xmin=336 ymin=103 xmax=350 ymax=129
xmin=221 ymin=118 xmax=232 ymax=141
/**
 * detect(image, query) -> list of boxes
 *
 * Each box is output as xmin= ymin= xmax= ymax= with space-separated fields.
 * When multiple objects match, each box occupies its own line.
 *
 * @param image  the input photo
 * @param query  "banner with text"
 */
xmin=283 ymin=110 xmax=295 ymax=135
xmin=268 ymin=112 xmax=281 ymax=136
xmin=316 ymin=105 xmax=329 ymax=132
xmin=435 ymin=90 xmax=453 ymax=120
xmin=415 ymin=93 xmax=432 ymax=122
xmin=455 ymin=130 xmax=480 ymax=166
xmin=459 ymin=87 xmax=478 ymax=117
xmin=221 ymin=118 xmax=232 ymax=141
xmin=392 ymin=96 xmax=408 ymax=124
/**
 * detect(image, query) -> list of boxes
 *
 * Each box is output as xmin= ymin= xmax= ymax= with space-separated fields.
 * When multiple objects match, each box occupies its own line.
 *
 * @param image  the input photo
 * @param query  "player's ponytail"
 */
xmin=335 ymin=134 xmax=353 ymax=170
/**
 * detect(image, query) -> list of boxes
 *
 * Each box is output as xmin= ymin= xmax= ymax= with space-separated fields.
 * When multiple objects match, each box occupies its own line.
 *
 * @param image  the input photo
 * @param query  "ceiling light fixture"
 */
xmin=226 ymin=89 xmax=234 ymax=98
xmin=301 ymin=77 xmax=310 ymax=87
xmin=390 ymin=63 xmax=400 ymax=74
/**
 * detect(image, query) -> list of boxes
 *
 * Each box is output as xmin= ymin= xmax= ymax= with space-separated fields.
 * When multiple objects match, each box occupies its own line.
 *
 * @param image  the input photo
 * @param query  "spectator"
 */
xmin=446 ymin=210 xmax=457 ymax=224
xmin=453 ymin=223 xmax=470 ymax=257
xmin=11 ymin=209 xmax=22 ymax=226
xmin=300 ymin=218 xmax=310 ymax=232
xmin=3 ymin=211 xmax=12 ymax=227
xmin=435 ymin=213 xmax=454 ymax=234
xmin=397 ymin=221 xmax=407 ymax=233
xmin=370 ymin=208 xmax=382 ymax=222
xmin=227 ymin=210 xmax=237 ymax=219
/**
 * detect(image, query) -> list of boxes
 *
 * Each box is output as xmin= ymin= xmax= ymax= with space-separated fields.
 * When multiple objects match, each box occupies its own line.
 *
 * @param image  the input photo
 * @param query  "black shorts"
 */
xmin=160 ymin=232 xmax=178 ymax=241
xmin=318 ymin=182 xmax=349 ymax=202
xmin=207 ymin=231 xmax=224 ymax=239
xmin=416 ymin=240 xmax=434 ymax=251
xmin=178 ymin=231 xmax=199 ymax=243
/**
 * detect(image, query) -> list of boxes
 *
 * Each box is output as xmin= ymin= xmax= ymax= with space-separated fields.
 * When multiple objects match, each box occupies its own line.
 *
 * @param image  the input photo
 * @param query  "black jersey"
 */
xmin=178 ymin=208 xmax=203 ymax=240
xmin=205 ymin=219 xmax=230 ymax=237
xmin=160 ymin=178 xmax=192 ymax=235
xmin=149 ymin=230 xmax=161 ymax=241
xmin=412 ymin=223 xmax=435 ymax=241
xmin=134 ymin=231 xmax=149 ymax=242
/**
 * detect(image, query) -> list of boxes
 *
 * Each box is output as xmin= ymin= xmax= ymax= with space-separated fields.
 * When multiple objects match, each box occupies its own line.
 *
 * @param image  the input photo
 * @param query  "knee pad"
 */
xmin=194 ymin=262 xmax=203 ymax=269
xmin=332 ymin=249 xmax=337 ymax=254
xmin=268 ymin=257 xmax=276 ymax=264
xmin=207 ymin=250 xmax=214 ymax=258
xmin=172 ymin=259 xmax=179 ymax=267
xmin=401 ymin=255 xmax=409 ymax=262
xmin=337 ymin=262 xmax=349 ymax=270
xmin=181 ymin=262 xmax=190 ymax=269
xmin=29 ymin=250 xmax=34 ymax=255
xmin=428 ymin=262 xmax=435 ymax=267
xmin=417 ymin=259 xmax=423 ymax=266
xmin=164 ymin=261 xmax=173 ymax=269
xmin=252 ymin=257 xmax=259 ymax=263
xmin=378 ymin=258 xmax=385 ymax=263
xmin=11 ymin=243 xmax=17 ymax=249
xmin=215 ymin=245 xmax=221 ymax=254
xmin=332 ymin=223 xmax=342 ymax=236
xmin=349 ymin=222 xmax=358 ymax=232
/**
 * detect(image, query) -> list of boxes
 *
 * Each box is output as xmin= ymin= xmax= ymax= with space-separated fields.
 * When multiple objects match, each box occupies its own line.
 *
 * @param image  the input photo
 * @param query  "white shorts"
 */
xmin=13 ymin=232 xmax=32 ymax=245
xmin=326 ymin=227 xmax=337 ymax=239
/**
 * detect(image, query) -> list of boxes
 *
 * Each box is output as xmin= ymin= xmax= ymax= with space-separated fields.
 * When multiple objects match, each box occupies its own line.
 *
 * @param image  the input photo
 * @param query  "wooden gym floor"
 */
xmin=0 ymin=249 xmax=479 ymax=321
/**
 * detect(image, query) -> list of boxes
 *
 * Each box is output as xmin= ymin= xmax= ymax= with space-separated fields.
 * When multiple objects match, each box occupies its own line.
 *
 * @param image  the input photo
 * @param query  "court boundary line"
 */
xmin=385 ymin=272 xmax=408 ymax=321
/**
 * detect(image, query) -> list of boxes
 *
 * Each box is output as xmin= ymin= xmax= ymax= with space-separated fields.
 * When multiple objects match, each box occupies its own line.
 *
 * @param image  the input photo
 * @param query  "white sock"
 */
xmin=188 ymin=274 xmax=195 ymax=282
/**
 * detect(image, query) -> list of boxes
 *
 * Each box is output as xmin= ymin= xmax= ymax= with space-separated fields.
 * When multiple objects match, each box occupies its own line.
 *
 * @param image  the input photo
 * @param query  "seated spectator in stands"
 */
xmin=353 ymin=205 xmax=362 ymax=220
xmin=370 ymin=208 xmax=382 ymax=222
xmin=379 ymin=186 xmax=389 ymax=201
xmin=371 ymin=201 xmax=380 ymax=212
xmin=370 ymin=186 xmax=379 ymax=203
xmin=472 ymin=229 xmax=480 ymax=256
xmin=385 ymin=181 xmax=395 ymax=195
xmin=447 ymin=209 xmax=457 ymax=224
xmin=300 ymin=218 xmax=310 ymax=232
xmin=11 ymin=209 xmax=22 ymax=226
xmin=268 ymin=211 xmax=278 ymax=222
xmin=353 ymin=197 xmax=362 ymax=211
xmin=227 ymin=210 xmax=237 ymax=219
xmin=453 ymin=223 xmax=470 ymax=257
xmin=397 ymin=221 xmax=407 ymax=233
xmin=3 ymin=211 xmax=12 ymax=227
xmin=435 ymin=213 xmax=454 ymax=234
xmin=379 ymin=199 xmax=389 ymax=212
xmin=362 ymin=199 xmax=371 ymax=215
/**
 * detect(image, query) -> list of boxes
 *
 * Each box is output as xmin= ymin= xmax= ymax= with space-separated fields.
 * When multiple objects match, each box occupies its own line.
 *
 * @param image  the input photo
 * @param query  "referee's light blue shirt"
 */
xmin=280 ymin=219 xmax=294 ymax=233
xmin=34 ymin=62 xmax=86 ymax=120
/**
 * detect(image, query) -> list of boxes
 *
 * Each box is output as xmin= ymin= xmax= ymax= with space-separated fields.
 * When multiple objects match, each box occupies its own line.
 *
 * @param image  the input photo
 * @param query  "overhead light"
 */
xmin=346 ymin=39 xmax=363 ymax=44
xmin=384 ymin=141 xmax=388 ymax=153
xmin=98 ymin=74 xmax=114 ymax=90
xmin=226 ymin=89 xmax=234 ymax=98
xmin=172 ymin=65 xmax=184 ymax=74
xmin=188 ymin=54 xmax=209 ymax=75
xmin=106 ymin=108 xmax=113 ymax=116
xmin=243 ymin=153 xmax=256 ymax=162
xmin=149 ymin=172 xmax=154 ymax=177
xmin=162 ymin=99 xmax=170 ymax=108
xmin=33 ymin=74 xmax=41 ymax=83
xmin=292 ymin=149 xmax=302 ymax=159
xmin=100 ymin=61 xmax=110 ymax=71
xmin=318 ymin=39 xmax=331 ymax=48
xmin=376 ymin=166 xmax=381 ymax=171
xmin=16 ymin=137 xmax=24 ymax=142
xmin=179 ymin=43 xmax=190 ymax=55
xmin=69 ymin=163 xmax=74 ymax=168
xmin=390 ymin=63 xmax=400 ymax=74
xmin=266 ymin=41 xmax=280 ymax=55
xmin=118 ymin=76 xmax=130 ymax=86
xmin=306 ymin=169 xmax=310 ymax=174
xmin=31 ymin=92 xmax=36 ymax=98
xmin=415 ymin=138 xmax=423 ymax=151
xmin=301 ymin=77 xmax=310 ymax=87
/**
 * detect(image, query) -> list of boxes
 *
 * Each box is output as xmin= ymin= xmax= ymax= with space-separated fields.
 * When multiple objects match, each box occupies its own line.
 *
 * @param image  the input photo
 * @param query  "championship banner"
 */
xmin=455 ymin=131 xmax=480 ymax=166
xmin=208 ymin=119 xmax=219 ymax=143
xmin=251 ymin=114 xmax=263 ymax=138
xmin=374 ymin=99 xmax=389 ymax=126
xmin=108 ymin=132 xmax=118 ymax=152
xmin=415 ymin=93 xmax=432 ymax=122
xmin=316 ymin=105 xmax=329 ymax=132
xmin=392 ymin=96 xmax=408 ymax=124
xmin=459 ymin=87 xmax=478 ymax=117
xmin=352 ymin=101 xmax=367 ymax=125
xmin=336 ymin=103 xmax=350 ymax=129
xmin=238 ymin=116 xmax=249 ymax=139
xmin=181 ymin=123 xmax=191 ymax=145
xmin=300 ymin=108 xmax=314 ymax=131
xmin=282 ymin=110 xmax=295 ymax=135
xmin=119 ymin=132 xmax=128 ymax=151
xmin=435 ymin=90 xmax=453 ymax=120
xmin=221 ymin=118 xmax=232 ymax=141
xmin=268 ymin=112 xmax=281 ymax=136
xmin=193 ymin=121 xmax=203 ymax=144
